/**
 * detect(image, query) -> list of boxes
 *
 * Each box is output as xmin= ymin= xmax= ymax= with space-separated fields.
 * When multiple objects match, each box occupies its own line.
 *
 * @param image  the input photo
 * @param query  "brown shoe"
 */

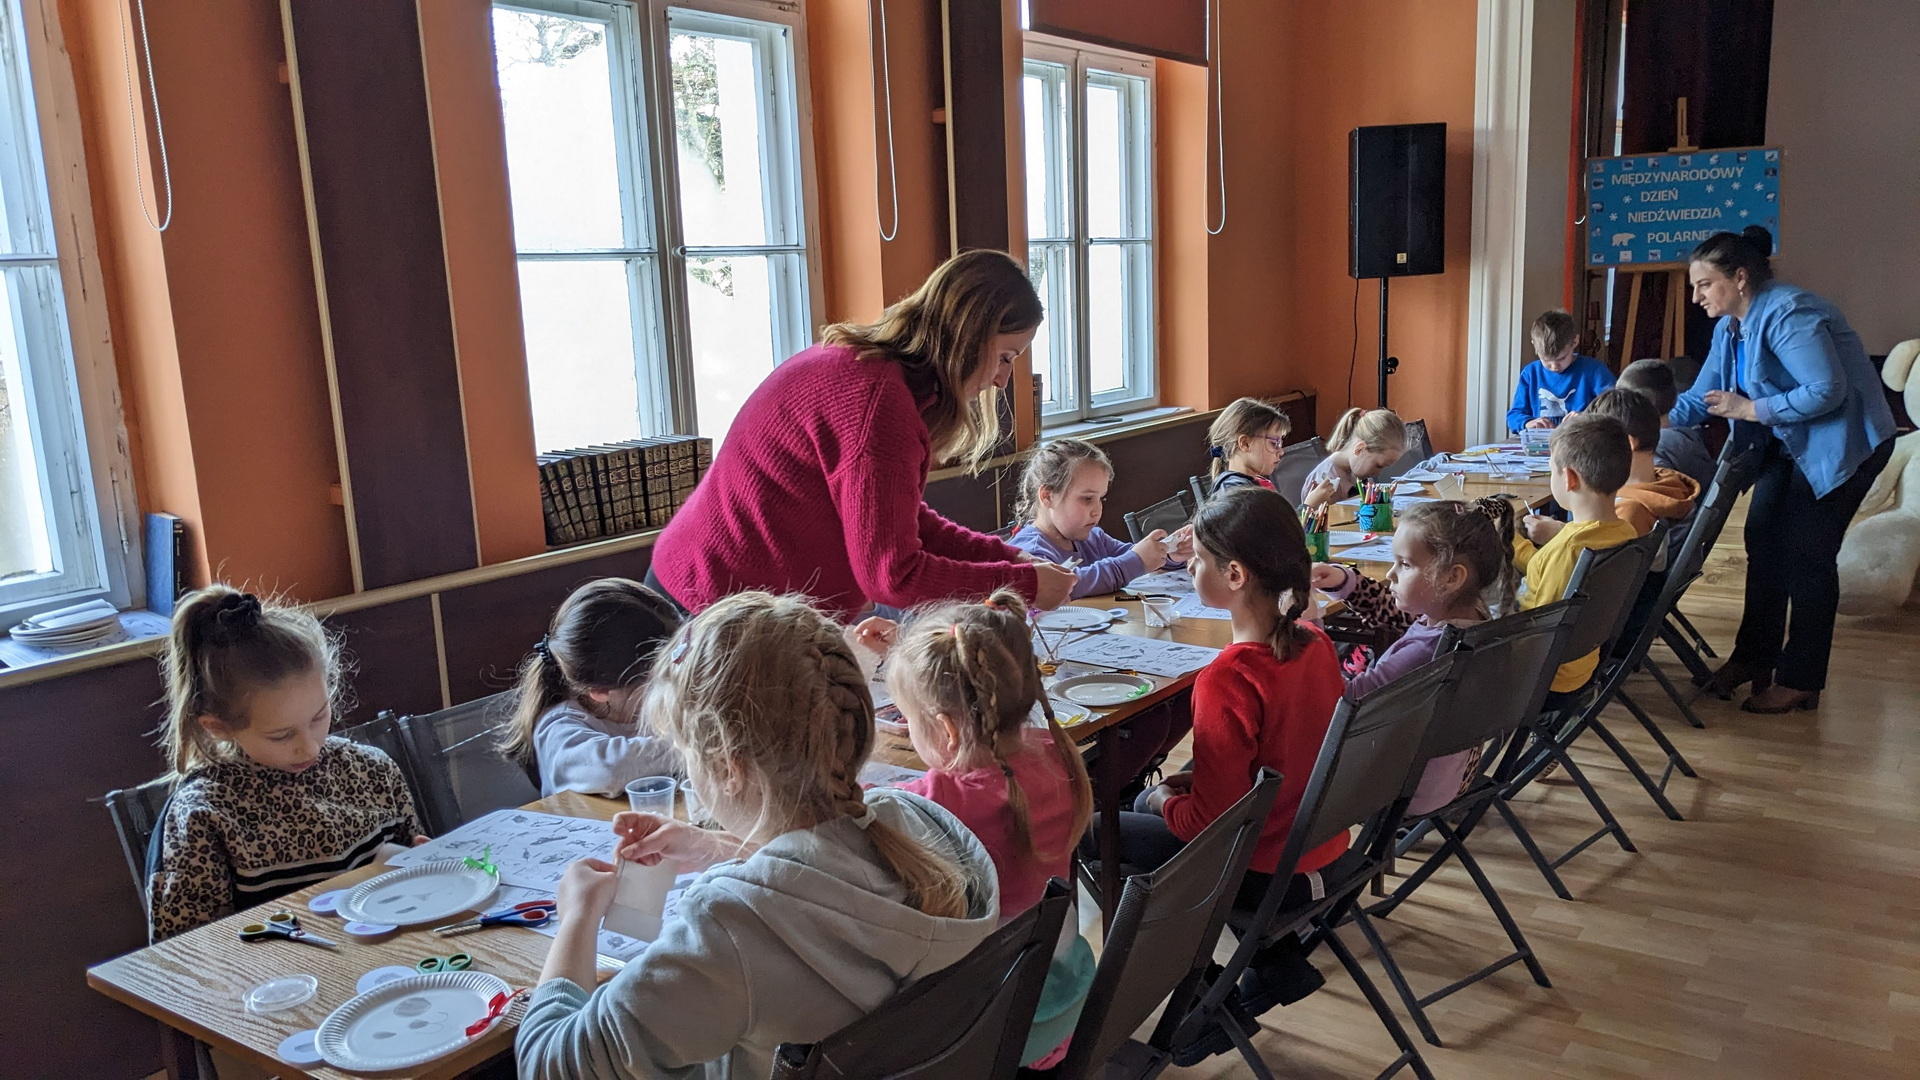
xmin=1740 ymin=685 xmax=1820 ymax=714
xmin=1696 ymin=660 xmax=1773 ymax=700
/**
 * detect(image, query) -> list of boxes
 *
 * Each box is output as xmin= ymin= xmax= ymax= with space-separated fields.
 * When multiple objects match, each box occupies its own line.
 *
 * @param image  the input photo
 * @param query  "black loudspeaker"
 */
xmin=1349 ymin=123 xmax=1447 ymax=279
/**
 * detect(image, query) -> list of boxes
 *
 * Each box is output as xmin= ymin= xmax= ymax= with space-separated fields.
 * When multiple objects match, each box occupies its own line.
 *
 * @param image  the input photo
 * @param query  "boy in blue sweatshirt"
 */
xmin=1508 ymin=308 xmax=1616 ymax=432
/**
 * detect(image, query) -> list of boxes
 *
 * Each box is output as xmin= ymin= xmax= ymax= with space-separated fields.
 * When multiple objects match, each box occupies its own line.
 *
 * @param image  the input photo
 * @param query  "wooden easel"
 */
xmin=1616 ymin=98 xmax=1696 ymax=362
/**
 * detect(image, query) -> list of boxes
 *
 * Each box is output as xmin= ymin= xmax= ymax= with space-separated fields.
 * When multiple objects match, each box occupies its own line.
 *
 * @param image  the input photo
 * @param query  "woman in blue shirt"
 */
xmin=1672 ymin=226 xmax=1896 ymax=713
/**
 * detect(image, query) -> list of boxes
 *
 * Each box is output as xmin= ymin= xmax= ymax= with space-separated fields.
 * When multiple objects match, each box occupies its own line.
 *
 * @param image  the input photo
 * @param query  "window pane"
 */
xmin=518 ymin=258 xmax=666 ymax=452
xmin=1027 ymin=242 xmax=1075 ymax=415
xmin=1087 ymin=69 xmax=1149 ymax=239
xmin=1087 ymin=241 xmax=1152 ymax=401
xmin=684 ymin=253 xmax=805 ymax=442
xmin=494 ymin=6 xmax=633 ymax=251
xmin=669 ymin=17 xmax=787 ymax=248
xmin=1022 ymin=61 xmax=1071 ymax=241
xmin=0 ymin=270 xmax=54 ymax=581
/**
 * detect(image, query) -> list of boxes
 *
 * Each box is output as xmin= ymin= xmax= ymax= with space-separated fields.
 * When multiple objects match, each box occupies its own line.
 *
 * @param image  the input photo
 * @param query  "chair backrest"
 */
xmin=396 ymin=692 xmax=536 ymax=835
xmin=771 ymin=879 xmax=1072 ymax=1080
xmin=102 ymin=776 xmax=176 ymax=907
xmin=1375 ymin=419 xmax=1434 ymax=481
xmin=1187 ymin=473 xmax=1212 ymax=507
xmin=1422 ymin=599 xmax=1585 ymax=766
xmin=1609 ymin=454 xmax=1749 ymax=666
xmin=1268 ymin=436 xmax=1327 ymax=501
xmin=338 ymin=709 xmax=434 ymax=822
xmin=1050 ymin=772 xmax=1283 ymax=1080
xmin=1122 ymin=490 xmax=1194 ymax=543
xmin=1558 ymin=529 xmax=1663 ymax=663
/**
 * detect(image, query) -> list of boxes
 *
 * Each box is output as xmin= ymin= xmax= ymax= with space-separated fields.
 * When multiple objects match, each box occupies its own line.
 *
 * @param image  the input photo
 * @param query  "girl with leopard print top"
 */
xmin=147 ymin=587 xmax=420 ymax=942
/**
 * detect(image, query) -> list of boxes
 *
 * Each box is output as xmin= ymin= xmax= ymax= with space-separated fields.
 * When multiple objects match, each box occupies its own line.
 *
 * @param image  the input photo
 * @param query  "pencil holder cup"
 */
xmin=1305 ymin=530 xmax=1330 ymax=561
xmin=1141 ymin=597 xmax=1180 ymax=629
xmin=1356 ymin=502 xmax=1394 ymax=532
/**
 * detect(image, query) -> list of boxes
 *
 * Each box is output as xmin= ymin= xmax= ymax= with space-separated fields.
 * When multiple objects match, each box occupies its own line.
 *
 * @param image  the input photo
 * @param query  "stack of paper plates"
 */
xmin=8 ymin=599 xmax=120 ymax=648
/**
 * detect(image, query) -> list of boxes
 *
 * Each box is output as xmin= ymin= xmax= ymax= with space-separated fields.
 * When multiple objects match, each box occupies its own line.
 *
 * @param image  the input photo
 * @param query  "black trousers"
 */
xmin=1732 ymin=438 xmax=1893 ymax=691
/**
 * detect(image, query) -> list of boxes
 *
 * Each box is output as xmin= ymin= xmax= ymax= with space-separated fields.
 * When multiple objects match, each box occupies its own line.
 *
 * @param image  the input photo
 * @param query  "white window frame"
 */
xmin=495 ymin=0 xmax=822 ymax=447
xmin=1024 ymin=36 xmax=1157 ymax=426
xmin=0 ymin=0 xmax=139 ymax=625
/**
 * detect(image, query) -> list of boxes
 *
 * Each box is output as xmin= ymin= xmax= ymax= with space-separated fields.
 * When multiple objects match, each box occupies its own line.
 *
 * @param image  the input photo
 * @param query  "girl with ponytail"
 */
xmin=1301 ymin=407 xmax=1408 ymax=508
xmin=499 ymin=577 xmax=683 ymax=796
xmin=518 ymin=592 xmax=999 ymax=1080
xmin=147 ymin=585 xmax=420 ymax=941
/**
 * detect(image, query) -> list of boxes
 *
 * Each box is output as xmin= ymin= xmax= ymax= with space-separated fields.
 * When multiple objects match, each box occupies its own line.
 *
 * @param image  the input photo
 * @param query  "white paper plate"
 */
xmin=316 ymin=970 xmax=512 ymax=1071
xmin=1046 ymin=697 xmax=1096 ymax=726
xmin=337 ymin=861 xmax=498 ymax=926
xmin=1033 ymin=607 xmax=1119 ymax=632
xmin=1052 ymin=672 xmax=1154 ymax=707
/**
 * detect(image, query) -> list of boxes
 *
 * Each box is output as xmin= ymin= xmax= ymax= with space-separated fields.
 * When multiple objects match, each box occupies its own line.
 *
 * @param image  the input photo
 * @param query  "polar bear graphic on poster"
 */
xmin=1612 ymin=232 xmax=1634 ymax=246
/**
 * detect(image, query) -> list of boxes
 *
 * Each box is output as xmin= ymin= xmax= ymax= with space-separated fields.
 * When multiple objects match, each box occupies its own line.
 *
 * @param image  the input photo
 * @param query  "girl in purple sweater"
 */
xmin=1008 ymin=439 xmax=1194 ymax=599
xmin=1310 ymin=501 xmax=1518 ymax=812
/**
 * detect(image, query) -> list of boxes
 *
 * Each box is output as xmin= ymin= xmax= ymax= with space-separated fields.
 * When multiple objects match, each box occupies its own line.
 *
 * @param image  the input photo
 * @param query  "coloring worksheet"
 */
xmin=858 ymin=761 xmax=927 ymax=787
xmin=1055 ymin=634 xmax=1220 ymax=679
xmin=388 ymin=809 xmax=617 ymax=891
xmin=491 ymin=880 xmax=695 ymax=964
xmin=1130 ymin=569 xmax=1199 ymax=597
xmin=1172 ymin=594 xmax=1233 ymax=621
xmin=1331 ymin=538 xmax=1399 ymax=562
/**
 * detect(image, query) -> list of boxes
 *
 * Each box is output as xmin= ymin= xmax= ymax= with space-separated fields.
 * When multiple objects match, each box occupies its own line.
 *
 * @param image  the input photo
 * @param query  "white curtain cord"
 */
xmin=1205 ymin=0 xmax=1226 ymax=236
xmin=869 ymin=0 xmax=900 ymax=243
xmin=118 ymin=0 xmax=172 ymax=232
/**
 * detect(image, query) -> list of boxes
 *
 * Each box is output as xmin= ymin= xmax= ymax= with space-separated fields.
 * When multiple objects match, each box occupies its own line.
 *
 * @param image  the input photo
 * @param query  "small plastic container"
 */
xmin=1141 ymin=597 xmax=1180 ymax=629
xmin=625 ymin=775 xmax=676 ymax=817
xmin=244 ymin=974 xmax=318 ymax=1015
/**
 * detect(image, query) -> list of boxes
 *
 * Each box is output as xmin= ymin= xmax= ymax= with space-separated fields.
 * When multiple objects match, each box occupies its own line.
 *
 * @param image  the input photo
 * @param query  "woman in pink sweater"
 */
xmin=649 ymin=251 xmax=1076 ymax=620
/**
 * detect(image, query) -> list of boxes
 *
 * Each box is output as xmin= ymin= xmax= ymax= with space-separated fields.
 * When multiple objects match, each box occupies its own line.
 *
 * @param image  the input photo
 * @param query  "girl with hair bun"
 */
xmin=147 ymin=585 xmax=420 ymax=941
xmin=499 ymin=577 xmax=684 ymax=797
xmin=1674 ymin=225 xmax=1897 ymax=713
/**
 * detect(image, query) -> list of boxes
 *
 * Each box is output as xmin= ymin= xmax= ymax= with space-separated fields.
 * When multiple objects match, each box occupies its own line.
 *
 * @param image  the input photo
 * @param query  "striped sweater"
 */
xmin=147 ymin=738 xmax=419 ymax=941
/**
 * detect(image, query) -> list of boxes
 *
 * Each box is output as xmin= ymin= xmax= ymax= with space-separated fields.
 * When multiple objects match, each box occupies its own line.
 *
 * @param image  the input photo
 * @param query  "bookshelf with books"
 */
xmin=538 ymin=435 xmax=712 ymax=547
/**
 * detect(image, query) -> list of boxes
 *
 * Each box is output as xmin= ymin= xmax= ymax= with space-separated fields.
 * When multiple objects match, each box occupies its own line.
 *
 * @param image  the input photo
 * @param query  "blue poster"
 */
xmin=1586 ymin=148 xmax=1781 ymax=268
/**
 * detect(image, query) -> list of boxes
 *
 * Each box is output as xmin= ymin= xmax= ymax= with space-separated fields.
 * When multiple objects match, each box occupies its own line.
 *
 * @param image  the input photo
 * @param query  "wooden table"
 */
xmin=88 ymin=791 xmax=629 ymax=1080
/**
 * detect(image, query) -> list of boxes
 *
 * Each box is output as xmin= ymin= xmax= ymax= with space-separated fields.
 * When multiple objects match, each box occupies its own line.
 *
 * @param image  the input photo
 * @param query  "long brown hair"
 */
xmin=1192 ymin=487 xmax=1316 ymax=661
xmin=156 ymin=585 xmax=342 ymax=776
xmin=499 ymin=578 xmax=682 ymax=763
xmin=641 ymin=592 xmax=972 ymax=919
xmin=885 ymin=589 xmax=1094 ymax=862
xmin=821 ymin=249 xmax=1043 ymax=470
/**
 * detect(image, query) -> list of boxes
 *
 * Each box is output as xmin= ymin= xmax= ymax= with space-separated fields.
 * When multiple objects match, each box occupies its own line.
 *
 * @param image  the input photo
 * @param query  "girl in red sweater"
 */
xmin=1125 ymin=486 xmax=1348 ymax=1021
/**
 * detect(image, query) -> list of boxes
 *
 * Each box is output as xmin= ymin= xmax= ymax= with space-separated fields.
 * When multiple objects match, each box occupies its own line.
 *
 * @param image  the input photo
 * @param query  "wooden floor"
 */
xmin=1150 ymin=504 xmax=1920 ymax=1079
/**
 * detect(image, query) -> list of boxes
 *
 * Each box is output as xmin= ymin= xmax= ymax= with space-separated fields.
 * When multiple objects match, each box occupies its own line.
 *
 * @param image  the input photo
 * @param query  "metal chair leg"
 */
xmin=1671 ymin=609 xmax=1716 ymax=658
xmin=1322 ymin=929 xmax=1437 ymax=1080
xmin=1618 ymin=687 xmax=1699 ymax=778
xmin=1586 ymin=714 xmax=1685 ymax=821
xmin=1491 ymin=794 xmax=1573 ymax=900
xmin=1645 ymin=658 xmax=1706 ymax=729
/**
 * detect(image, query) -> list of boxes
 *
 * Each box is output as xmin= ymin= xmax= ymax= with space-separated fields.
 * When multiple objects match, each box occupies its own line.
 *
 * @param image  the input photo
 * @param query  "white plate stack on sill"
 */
xmin=7 ymin=598 xmax=121 ymax=649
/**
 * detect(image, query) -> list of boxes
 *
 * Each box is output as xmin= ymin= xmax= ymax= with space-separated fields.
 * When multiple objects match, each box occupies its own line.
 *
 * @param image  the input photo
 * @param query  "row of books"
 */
xmin=538 ymin=436 xmax=713 ymax=545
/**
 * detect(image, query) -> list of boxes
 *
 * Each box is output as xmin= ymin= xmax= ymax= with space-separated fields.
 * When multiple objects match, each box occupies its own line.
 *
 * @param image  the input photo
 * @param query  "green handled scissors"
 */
xmin=237 ymin=910 xmax=338 ymax=949
xmin=416 ymin=952 xmax=474 ymax=974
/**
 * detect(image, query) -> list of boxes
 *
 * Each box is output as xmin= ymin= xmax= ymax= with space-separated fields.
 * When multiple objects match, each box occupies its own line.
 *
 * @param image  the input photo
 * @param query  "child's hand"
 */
xmin=1032 ymin=561 xmax=1077 ymax=610
xmin=413 ymin=834 xmax=431 ymax=846
xmin=613 ymin=811 xmax=745 ymax=871
xmin=1160 ymin=770 xmax=1194 ymax=793
xmin=1523 ymin=514 xmax=1564 ymax=545
xmin=1132 ymin=529 xmax=1171 ymax=569
xmin=1164 ymin=524 xmax=1195 ymax=564
xmin=1310 ymin=563 xmax=1348 ymax=591
xmin=1142 ymin=784 xmax=1179 ymax=816
xmin=1524 ymin=417 xmax=1554 ymax=430
xmin=852 ymin=617 xmax=898 ymax=655
xmin=1302 ymin=479 xmax=1340 ymax=508
xmin=556 ymin=857 xmax=620 ymax=927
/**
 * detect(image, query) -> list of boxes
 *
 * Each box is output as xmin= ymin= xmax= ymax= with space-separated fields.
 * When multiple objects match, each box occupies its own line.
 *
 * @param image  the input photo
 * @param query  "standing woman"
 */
xmin=1673 ymin=226 xmax=1896 ymax=713
xmin=649 ymin=250 xmax=1076 ymax=619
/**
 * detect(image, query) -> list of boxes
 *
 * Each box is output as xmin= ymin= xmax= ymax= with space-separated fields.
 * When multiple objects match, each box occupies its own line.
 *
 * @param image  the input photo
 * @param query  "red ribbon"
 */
xmin=466 ymin=989 xmax=525 ymax=1038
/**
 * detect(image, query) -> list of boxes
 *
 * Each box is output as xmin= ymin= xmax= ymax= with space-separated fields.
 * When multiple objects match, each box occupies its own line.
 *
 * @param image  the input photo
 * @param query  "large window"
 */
xmin=1023 ymin=40 xmax=1155 ymax=425
xmin=0 ymin=0 xmax=121 ymax=620
xmin=494 ymin=0 xmax=815 ymax=452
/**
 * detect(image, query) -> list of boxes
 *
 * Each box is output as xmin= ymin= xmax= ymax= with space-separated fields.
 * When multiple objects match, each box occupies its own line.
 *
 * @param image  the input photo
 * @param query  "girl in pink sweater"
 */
xmin=883 ymin=588 xmax=1095 ymax=1069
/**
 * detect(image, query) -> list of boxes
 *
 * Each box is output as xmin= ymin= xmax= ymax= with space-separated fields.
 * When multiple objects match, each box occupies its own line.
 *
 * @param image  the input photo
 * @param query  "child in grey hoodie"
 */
xmin=517 ymin=591 xmax=1001 ymax=1080
xmin=499 ymin=578 xmax=686 ymax=797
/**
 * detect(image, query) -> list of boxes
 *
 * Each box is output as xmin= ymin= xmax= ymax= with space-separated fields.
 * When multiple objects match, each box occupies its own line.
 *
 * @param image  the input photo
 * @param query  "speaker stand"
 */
xmin=1377 ymin=277 xmax=1400 ymax=409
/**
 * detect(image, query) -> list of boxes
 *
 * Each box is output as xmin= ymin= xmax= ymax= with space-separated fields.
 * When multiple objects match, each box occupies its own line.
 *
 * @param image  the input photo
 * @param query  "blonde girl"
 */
xmin=518 ymin=592 xmax=999 ymax=1080
xmin=1301 ymin=407 xmax=1409 ymax=507
xmin=1010 ymin=439 xmax=1194 ymax=598
xmin=147 ymin=586 xmax=419 ymax=941
xmin=884 ymin=588 xmax=1097 ymax=1068
xmin=499 ymin=577 xmax=683 ymax=797
xmin=1311 ymin=501 xmax=1518 ymax=813
xmin=1206 ymin=397 xmax=1292 ymax=494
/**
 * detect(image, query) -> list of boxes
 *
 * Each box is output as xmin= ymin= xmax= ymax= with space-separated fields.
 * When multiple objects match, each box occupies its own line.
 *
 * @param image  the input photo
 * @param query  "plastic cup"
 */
xmin=625 ymin=775 xmax=676 ymax=817
xmin=1142 ymin=597 xmax=1180 ymax=629
xmin=679 ymin=779 xmax=712 ymax=827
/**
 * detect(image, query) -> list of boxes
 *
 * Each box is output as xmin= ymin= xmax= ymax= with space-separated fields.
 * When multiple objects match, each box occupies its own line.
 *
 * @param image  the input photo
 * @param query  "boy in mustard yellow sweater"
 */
xmin=1519 ymin=413 xmax=1640 ymax=695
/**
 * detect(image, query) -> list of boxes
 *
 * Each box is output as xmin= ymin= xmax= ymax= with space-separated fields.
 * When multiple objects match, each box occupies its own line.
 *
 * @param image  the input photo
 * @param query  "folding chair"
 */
xmin=1187 ymin=473 xmax=1212 ymax=507
xmin=1637 ymin=448 xmax=1753 ymax=725
xmin=770 ymin=879 xmax=1071 ymax=1079
xmin=1659 ymin=445 xmax=1757 ymax=684
xmin=101 ymin=777 xmax=176 ymax=907
xmin=1121 ymin=489 xmax=1196 ymax=543
xmin=1350 ymin=600 xmax=1584 ymax=1046
xmin=1047 ymin=772 xmax=1282 ymax=1080
xmin=1495 ymin=530 xmax=1664 ymax=898
xmin=1175 ymin=655 xmax=1461 ymax=1080
xmin=338 ymin=709 xmax=436 ymax=823
xmin=395 ymin=692 xmax=536 ymax=835
xmin=1267 ymin=436 xmax=1327 ymax=502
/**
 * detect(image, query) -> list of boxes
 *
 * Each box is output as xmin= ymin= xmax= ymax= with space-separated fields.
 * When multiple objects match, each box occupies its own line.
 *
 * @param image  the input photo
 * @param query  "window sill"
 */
xmin=1041 ymin=406 xmax=1196 ymax=444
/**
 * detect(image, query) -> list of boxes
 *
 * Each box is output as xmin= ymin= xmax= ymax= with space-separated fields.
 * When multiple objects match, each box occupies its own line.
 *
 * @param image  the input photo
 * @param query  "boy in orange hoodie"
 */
xmin=1525 ymin=388 xmax=1700 ymax=553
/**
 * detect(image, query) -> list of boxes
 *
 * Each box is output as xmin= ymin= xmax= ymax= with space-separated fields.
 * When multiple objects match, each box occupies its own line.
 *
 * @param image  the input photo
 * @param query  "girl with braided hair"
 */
xmin=147 ymin=585 xmax=420 ymax=941
xmin=498 ymin=577 xmax=684 ymax=797
xmin=518 ymin=592 xmax=999 ymax=1080
xmin=881 ymin=587 xmax=1095 ymax=1068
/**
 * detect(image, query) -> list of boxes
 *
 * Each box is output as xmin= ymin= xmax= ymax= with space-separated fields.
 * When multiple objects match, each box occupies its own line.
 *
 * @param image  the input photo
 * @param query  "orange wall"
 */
xmin=1157 ymin=57 xmax=1209 ymax=412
